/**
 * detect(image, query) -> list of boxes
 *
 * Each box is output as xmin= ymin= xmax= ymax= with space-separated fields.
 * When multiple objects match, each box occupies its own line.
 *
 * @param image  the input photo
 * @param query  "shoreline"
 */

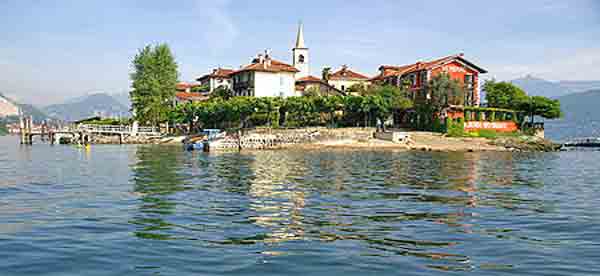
xmin=15 ymin=128 xmax=560 ymax=152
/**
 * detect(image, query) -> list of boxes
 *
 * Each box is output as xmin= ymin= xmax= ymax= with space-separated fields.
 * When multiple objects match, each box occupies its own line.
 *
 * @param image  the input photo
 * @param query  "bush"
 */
xmin=86 ymin=118 xmax=130 ymax=125
xmin=446 ymin=117 xmax=465 ymax=137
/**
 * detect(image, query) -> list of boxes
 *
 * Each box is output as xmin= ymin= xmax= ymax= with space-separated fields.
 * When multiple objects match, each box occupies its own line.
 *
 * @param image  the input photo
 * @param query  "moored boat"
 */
xmin=183 ymin=129 xmax=225 ymax=151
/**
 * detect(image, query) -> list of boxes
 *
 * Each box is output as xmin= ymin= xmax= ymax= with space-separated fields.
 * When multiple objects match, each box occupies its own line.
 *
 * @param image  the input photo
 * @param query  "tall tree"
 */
xmin=130 ymin=43 xmax=179 ymax=126
xmin=484 ymin=80 xmax=528 ymax=110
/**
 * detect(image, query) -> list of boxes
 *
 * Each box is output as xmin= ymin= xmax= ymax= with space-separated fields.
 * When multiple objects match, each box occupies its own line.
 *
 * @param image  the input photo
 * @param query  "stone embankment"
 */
xmin=87 ymin=128 xmax=560 ymax=152
xmin=490 ymin=136 xmax=561 ymax=152
xmin=89 ymin=135 xmax=164 ymax=144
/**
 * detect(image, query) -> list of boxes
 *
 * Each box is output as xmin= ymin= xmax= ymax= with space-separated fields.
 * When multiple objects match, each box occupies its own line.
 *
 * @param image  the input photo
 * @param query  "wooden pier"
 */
xmin=18 ymin=116 xmax=162 ymax=145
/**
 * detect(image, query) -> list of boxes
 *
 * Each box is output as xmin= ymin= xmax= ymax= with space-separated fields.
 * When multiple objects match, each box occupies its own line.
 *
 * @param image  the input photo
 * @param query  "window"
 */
xmin=341 ymin=85 xmax=345 ymax=91
xmin=298 ymin=54 xmax=305 ymax=63
xmin=464 ymin=75 xmax=473 ymax=88
xmin=409 ymin=74 xmax=416 ymax=86
xmin=464 ymin=75 xmax=475 ymax=105
xmin=420 ymin=71 xmax=427 ymax=86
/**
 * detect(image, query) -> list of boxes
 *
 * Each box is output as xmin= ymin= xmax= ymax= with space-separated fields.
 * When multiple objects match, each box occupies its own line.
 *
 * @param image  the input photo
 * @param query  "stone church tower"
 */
xmin=292 ymin=22 xmax=309 ymax=79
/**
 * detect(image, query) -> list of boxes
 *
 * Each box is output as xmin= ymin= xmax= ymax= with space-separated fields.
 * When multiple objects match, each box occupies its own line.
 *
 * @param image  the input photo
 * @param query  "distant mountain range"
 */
xmin=110 ymin=92 xmax=131 ymax=109
xmin=556 ymin=89 xmax=600 ymax=121
xmin=0 ymin=93 xmax=51 ymax=122
xmin=545 ymin=89 xmax=600 ymax=141
xmin=43 ymin=93 xmax=130 ymax=122
xmin=510 ymin=75 xmax=600 ymax=99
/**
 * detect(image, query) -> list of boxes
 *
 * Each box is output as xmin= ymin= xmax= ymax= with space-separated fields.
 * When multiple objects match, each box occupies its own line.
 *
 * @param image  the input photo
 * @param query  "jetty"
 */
xmin=562 ymin=137 xmax=600 ymax=148
xmin=18 ymin=116 xmax=161 ymax=145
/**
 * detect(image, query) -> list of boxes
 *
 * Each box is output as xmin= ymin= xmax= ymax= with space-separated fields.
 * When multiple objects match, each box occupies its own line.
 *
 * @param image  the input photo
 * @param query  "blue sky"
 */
xmin=1 ymin=0 xmax=599 ymax=105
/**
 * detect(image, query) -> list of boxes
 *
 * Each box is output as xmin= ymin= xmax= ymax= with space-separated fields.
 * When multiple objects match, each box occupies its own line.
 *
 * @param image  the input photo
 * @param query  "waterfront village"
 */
xmin=14 ymin=23 xmax=561 ymax=152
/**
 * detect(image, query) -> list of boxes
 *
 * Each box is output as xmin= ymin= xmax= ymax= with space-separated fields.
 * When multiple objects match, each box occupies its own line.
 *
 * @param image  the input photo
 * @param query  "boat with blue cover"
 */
xmin=183 ymin=129 xmax=225 ymax=151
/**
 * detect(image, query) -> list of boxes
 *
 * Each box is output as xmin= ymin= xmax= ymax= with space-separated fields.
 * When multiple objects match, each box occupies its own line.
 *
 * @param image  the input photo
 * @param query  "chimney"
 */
xmin=257 ymin=53 xmax=265 ymax=64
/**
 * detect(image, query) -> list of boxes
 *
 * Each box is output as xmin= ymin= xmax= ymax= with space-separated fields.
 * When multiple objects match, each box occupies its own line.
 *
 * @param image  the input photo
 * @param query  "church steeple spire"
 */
xmin=295 ymin=22 xmax=306 ymax=49
xmin=292 ymin=21 xmax=309 ymax=79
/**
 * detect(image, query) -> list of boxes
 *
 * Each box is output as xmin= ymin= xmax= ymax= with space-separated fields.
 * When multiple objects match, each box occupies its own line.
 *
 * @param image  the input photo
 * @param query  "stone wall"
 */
xmin=209 ymin=127 xmax=376 ymax=150
xmin=89 ymin=134 xmax=157 ymax=144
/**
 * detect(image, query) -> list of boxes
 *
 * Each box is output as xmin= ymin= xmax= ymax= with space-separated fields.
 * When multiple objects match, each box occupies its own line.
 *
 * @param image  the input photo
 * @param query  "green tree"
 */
xmin=211 ymin=86 xmax=235 ymax=100
xmin=427 ymin=73 xmax=465 ymax=111
xmin=0 ymin=119 xmax=8 ymax=136
xmin=322 ymin=67 xmax=331 ymax=82
xmin=130 ymin=43 xmax=179 ymax=126
xmin=347 ymin=83 xmax=370 ymax=96
xmin=304 ymin=86 xmax=320 ymax=97
xmin=483 ymin=80 xmax=529 ymax=110
xmin=521 ymin=96 xmax=562 ymax=123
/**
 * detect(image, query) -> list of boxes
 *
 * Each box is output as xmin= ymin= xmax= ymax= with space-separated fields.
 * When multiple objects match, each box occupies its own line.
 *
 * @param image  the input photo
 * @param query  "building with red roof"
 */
xmin=295 ymin=75 xmax=343 ymax=96
xmin=196 ymin=68 xmax=234 ymax=94
xmin=326 ymin=65 xmax=371 ymax=93
xmin=174 ymin=92 xmax=209 ymax=105
xmin=230 ymin=51 xmax=299 ymax=97
xmin=373 ymin=53 xmax=487 ymax=106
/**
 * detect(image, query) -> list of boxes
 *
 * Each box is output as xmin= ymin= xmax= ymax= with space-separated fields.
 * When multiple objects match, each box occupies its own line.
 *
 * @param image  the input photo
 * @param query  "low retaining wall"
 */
xmin=210 ymin=127 xmax=376 ymax=150
xmin=210 ymin=130 xmax=321 ymax=150
xmin=373 ymin=131 xmax=410 ymax=143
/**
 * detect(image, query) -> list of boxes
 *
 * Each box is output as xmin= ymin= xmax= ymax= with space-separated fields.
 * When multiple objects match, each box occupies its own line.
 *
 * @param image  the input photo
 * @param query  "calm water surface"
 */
xmin=1 ymin=135 xmax=599 ymax=275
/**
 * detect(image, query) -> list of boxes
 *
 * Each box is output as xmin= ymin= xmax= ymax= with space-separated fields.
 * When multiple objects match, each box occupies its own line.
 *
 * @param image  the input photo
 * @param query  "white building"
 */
xmin=231 ymin=53 xmax=299 ymax=97
xmin=229 ymin=22 xmax=313 ymax=98
xmin=196 ymin=68 xmax=234 ymax=94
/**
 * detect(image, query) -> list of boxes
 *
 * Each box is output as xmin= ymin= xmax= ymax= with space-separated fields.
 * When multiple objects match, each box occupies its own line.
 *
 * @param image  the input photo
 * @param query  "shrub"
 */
xmin=446 ymin=117 xmax=465 ymax=137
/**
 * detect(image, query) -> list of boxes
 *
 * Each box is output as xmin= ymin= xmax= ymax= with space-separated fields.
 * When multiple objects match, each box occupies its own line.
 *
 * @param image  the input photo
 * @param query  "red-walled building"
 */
xmin=372 ymin=54 xmax=487 ymax=106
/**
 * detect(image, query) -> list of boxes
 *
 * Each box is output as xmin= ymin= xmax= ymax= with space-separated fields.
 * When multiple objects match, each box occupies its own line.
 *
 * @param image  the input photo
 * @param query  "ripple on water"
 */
xmin=0 ymin=140 xmax=599 ymax=275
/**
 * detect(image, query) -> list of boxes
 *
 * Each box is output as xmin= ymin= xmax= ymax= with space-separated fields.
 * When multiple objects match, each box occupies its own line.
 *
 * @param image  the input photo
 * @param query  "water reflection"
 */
xmin=246 ymin=152 xmax=307 ymax=243
xmin=130 ymin=146 xmax=189 ymax=240
xmin=126 ymin=147 xmax=560 ymax=272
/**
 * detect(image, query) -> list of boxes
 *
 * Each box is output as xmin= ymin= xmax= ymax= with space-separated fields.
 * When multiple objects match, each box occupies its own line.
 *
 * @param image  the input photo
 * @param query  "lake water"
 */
xmin=1 ymin=135 xmax=599 ymax=275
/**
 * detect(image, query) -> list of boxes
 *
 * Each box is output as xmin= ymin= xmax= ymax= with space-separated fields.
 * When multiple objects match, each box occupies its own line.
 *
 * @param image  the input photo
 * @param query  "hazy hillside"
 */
xmin=558 ymin=80 xmax=600 ymax=93
xmin=110 ymin=92 xmax=131 ymax=110
xmin=510 ymin=76 xmax=600 ymax=100
xmin=544 ymin=89 xmax=600 ymax=141
xmin=18 ymin=104 xmax=51 ymax=122
xmin=510 ymin=75 xmax=570 ymax=98
xmin=43 ymin=93 xmax=130 ymax=122
xmin=557 ymin=89 xmax=600 ymax=121
xmin=0 ymin=93 xmax=51 ymax=123
xmin=0 ymin=93 xmax=20 ymax=117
